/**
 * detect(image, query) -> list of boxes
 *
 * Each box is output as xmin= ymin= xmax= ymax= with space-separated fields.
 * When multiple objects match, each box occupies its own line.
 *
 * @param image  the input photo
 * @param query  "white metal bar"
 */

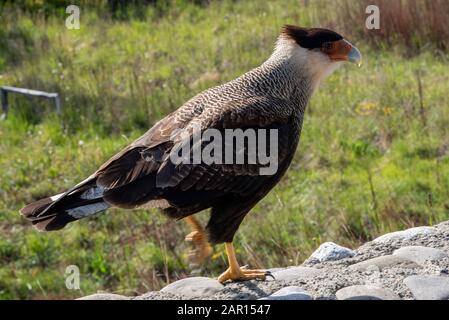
xmin=0 ymin=86 xmax=62 ymax=118
xmin=1 ymin=86 xmax=58 ymax=98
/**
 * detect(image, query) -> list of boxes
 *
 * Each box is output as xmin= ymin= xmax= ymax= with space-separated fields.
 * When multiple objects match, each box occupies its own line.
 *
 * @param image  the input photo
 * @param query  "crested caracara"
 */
xmin=21 ymin=25 xmax=361 ymax=283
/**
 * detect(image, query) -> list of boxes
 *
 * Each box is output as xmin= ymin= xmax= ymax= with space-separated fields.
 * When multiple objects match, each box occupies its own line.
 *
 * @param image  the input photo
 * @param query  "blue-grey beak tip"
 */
xmin=348 ymin=46 xmax=362 ymax=67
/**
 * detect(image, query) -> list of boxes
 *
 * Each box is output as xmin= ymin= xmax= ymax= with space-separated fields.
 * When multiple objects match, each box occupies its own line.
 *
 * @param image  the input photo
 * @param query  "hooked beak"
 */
xmin=325 ymin=39 xmax=362 ymax=67
xmin=347 ymin=45 xmax=362 ymax=67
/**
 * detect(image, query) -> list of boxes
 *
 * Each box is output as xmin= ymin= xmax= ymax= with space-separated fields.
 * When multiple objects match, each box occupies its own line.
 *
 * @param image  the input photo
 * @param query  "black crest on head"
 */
xmin=281 ymin=25 xmax=343 ymax=49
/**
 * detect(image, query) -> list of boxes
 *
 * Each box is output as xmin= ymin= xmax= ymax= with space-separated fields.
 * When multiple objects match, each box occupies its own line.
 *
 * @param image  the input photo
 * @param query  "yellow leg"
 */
xmin=184 ymin=216 xmax=212 ymax=266
xmin=217 ymin=242 xmax=269 ymax=283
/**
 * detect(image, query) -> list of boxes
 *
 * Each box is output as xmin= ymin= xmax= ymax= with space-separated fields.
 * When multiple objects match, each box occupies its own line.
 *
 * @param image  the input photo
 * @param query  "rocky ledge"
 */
xmin=80 ymin=221 xmax=449 ymax=300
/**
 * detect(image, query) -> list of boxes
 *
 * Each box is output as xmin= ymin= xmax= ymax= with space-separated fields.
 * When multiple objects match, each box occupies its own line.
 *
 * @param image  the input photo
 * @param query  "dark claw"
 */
xmin=265 ymin=271 xmax=275 ymax=280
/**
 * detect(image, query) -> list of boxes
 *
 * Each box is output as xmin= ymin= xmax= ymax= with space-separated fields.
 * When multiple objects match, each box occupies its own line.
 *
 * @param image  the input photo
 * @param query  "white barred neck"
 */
xmin=266 ymin=36 xmax=343 ymax=93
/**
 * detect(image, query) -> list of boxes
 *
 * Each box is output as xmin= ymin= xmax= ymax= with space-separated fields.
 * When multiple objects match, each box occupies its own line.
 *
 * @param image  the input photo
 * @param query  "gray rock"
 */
xmin=404 ymin=275 xmax=449 ymax=300
xmin=436 ymin=220 xmax=449 ymax=231
xmin=336 ymin=285 xmax=400 ymax=300
xmin=259 ymin=286 xmax=313 ymax=300
xmin=77 ymin=293 xmax=130 ymax=300
xmin=266 ymin=267 xmax=286 ymax=273
xmin=270 ymin=266 xmax=322 ymax=282
xmin=306 ymin=242 xmax=355 ymax=263
xmin=373 ymin=227 xmax=436 ymax=244
xmin=160 ymin=277 xmax=223 ymax=297
xmin=393 ymin=246 xmax=448 ymax=265
xmin=349 ymin=255 xmax=420 ymax=271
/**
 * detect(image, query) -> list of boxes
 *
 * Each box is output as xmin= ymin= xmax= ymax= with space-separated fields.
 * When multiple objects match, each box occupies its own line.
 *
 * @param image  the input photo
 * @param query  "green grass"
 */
xmin=1 ymin=0 xmax=448 ymax=299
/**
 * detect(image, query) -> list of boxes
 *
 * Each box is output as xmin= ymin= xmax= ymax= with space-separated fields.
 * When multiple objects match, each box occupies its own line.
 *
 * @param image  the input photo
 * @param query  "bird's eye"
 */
xmin=322 ymin=42 xmax=334 ymax=51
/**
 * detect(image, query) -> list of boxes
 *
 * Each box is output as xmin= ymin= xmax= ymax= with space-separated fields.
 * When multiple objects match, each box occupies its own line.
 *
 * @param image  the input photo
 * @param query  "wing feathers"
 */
xmin=53 ymin=96 xmax=294 ymax=210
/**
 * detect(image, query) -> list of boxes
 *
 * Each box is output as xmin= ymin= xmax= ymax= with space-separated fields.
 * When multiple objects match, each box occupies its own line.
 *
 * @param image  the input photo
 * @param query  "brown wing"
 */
xmin=93 ymin=95 xmax=295 ymax=209
xmin=94 ymin=105 xmax=193 ymax=189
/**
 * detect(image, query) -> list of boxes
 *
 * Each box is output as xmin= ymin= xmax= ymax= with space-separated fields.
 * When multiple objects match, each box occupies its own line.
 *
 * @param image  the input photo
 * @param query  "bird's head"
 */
xmin=274 ymin=25 xmax=362 ymax=89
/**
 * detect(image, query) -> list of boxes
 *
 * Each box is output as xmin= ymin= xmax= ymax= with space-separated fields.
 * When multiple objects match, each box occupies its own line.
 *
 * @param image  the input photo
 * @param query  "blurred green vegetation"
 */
xmin=0 ymin=0 xmax=448 ymax=299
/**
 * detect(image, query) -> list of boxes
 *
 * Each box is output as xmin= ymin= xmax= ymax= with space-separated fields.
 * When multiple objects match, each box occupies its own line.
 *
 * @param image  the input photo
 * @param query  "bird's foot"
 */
xmin=218 ymin=266 xmax=271 ymax=283
xmin=185 ymin=230 xmax=212 ymax=266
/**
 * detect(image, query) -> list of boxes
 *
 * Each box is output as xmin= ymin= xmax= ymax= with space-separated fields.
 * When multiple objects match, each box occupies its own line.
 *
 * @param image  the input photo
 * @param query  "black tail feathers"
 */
xmin=20 ymin=195 xmax=77 ymax=231
xmin=20 ymin=184 xmax=109 ymax=231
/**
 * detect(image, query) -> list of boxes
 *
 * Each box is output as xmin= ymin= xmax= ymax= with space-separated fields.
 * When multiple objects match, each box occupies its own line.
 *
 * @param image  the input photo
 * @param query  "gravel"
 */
xmin=79 ymin=220 xmax=449 ymax=300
